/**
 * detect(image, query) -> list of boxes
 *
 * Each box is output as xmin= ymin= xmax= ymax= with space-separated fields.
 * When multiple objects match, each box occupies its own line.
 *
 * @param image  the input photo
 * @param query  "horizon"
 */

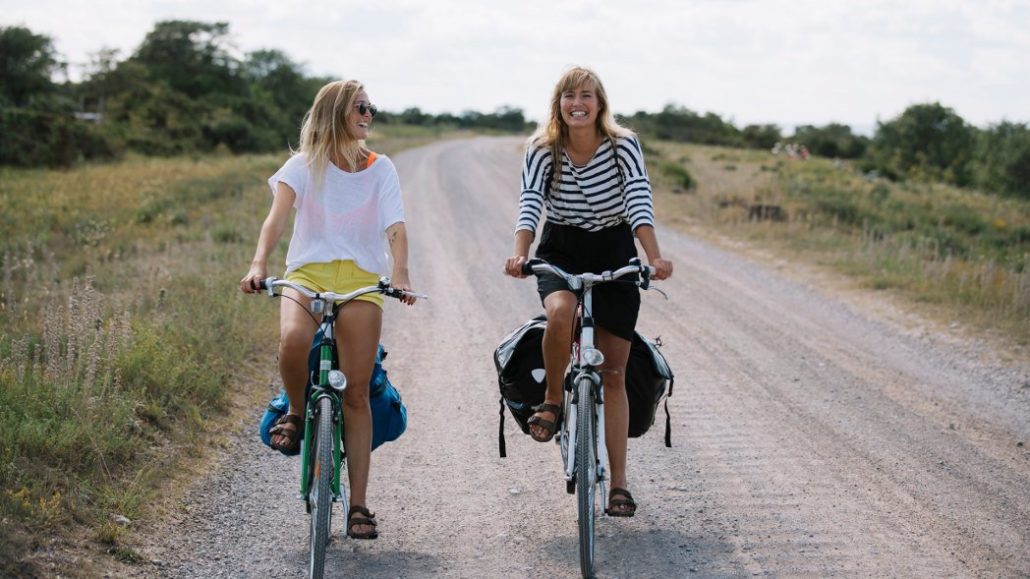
xmin=5 ymin=1 xmax=1028 ymax=132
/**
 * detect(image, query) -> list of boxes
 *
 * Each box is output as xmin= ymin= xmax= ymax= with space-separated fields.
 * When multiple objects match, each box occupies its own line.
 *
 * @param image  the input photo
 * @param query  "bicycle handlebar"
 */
xmin=521 ymin=257 xmax=655 ymax=291
xmin=257 ymin=276 xmax=429 ymax=303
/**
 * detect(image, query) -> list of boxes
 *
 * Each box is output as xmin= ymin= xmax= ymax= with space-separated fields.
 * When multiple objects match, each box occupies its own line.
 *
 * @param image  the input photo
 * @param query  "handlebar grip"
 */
xmin=521 ymin=258 xmax=543 ymax=276
xmin=257 ymin=279 xmax=268 ymax=291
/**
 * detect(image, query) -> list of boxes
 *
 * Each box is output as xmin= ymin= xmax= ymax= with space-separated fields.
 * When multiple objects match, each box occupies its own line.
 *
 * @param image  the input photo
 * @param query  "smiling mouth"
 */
xmin=570 ymin=111 xmax=588 ymax=118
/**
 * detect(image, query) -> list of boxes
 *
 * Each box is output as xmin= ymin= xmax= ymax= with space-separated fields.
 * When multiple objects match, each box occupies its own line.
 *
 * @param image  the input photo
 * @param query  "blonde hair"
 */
xmin=297 ymin=79 xmax=370 ymax=191
xmin=529 ymin=66 xmax=633 ymax=194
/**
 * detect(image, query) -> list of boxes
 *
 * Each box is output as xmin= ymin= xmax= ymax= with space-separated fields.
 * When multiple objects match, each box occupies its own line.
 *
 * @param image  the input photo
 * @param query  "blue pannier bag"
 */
xmin=259 ymin=330 xmax=407 ymax=455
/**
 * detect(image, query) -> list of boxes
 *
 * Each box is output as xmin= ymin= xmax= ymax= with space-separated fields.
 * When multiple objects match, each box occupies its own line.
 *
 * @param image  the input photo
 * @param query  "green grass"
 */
xmin=649 ymin=141 xmax=1030 ymax=345
xmin=0 ymin=125 xmax=440 ymax=576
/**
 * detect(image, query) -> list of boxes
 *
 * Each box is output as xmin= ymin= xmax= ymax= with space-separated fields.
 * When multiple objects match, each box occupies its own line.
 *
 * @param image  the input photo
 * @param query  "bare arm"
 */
xmin=239 ymin=182 xmax=296 ymax=293
xmin=386 ymin=222 xmax=417 ymax=305
xmin=634 ymin=225 xmax=673 ymax=280
xmin=504 ymin=229 xmax=535 ymax=278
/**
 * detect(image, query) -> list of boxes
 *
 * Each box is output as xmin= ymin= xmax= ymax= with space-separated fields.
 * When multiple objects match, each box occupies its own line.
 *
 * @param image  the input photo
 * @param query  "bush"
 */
xmin=870 ymin=102 xmax=976 ymax=187
xmin=660 ymin=160 xmax=694 ymax=190
xmin=972 ymin=122 xmax=1030 ymax=199
xmin=0 ymin=99 xmax=118 ymax=167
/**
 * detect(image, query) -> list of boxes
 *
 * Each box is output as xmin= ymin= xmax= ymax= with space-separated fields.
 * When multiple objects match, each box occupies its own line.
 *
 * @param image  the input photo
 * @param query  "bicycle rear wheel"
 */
xmin=576 ymin=376 xmax=598 ymax=578
xmin=308 ymin=396 xmax=333 ymax=579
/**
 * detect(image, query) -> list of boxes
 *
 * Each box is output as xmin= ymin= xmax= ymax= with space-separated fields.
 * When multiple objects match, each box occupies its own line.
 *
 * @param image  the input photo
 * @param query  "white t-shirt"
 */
xmin=267 ymin=153 xmax=405 ymax=276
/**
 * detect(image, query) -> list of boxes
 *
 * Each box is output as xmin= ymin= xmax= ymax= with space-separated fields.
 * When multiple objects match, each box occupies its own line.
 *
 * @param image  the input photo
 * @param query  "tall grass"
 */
xmin=0 ymin=126 xmax=436 ymax=576
xmin=648 ymin=142 xmax=1030 ymax=344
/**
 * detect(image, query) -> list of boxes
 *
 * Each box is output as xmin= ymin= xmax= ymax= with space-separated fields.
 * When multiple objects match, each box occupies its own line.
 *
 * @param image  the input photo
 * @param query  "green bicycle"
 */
xmin=259 ymin=276 xmax=426 ymax=579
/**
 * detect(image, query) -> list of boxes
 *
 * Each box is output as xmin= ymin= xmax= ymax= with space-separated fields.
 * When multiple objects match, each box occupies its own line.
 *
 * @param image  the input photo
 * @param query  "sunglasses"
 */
xmin=355 ymin=102 xmax=378 ymax=117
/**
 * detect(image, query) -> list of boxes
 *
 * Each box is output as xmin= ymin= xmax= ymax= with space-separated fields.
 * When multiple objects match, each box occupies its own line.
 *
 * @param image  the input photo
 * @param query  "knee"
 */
xmin=544 ymin=303 xmax=575 ymax=333
xmin=278 ymin=332 xmax=310 ymax=361
xmin=602 ymin=367 xmax=627 ymax=390
xmin=342 ymin=379 xmax=372 ymax=408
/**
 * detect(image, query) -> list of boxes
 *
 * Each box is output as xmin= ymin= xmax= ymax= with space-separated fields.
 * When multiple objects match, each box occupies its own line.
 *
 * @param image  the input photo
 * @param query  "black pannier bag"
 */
xmin=494 ymin=316 xmax=548 ymax=457
xmin=494 ymin=315 xmax=674 ymax=457
xmin=626 ymin=333 xmax=675 ymax=442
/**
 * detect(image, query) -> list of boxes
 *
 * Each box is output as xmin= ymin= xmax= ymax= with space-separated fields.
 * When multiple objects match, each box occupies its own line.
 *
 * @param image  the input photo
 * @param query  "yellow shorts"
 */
xmin=285 ymin=260 xmax=384 ymax=309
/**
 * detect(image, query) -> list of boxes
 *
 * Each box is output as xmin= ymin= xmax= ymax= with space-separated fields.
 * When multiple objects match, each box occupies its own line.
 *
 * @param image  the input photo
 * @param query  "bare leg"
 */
xmin=334 ymin=300 xmax=382 ymax=536
xmin=531 ymin=291 xmax=577 ymax=441
xmin=596 ymin=326 xmax=632 ymax=511
xmin=274 ymin=289 xmax=317 ymax=448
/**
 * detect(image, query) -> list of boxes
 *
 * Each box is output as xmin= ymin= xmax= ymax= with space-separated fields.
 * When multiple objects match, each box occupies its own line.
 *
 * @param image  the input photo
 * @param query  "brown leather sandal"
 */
xmin=527 ymin=402 xmax=562 ymax=443
xmin=347 ymin=506 xmax=379 ymax=540
xmin=605 ymin=488 xmax=637 ymax=517
xmin=269 ymin=414 xmax=304 ymax=455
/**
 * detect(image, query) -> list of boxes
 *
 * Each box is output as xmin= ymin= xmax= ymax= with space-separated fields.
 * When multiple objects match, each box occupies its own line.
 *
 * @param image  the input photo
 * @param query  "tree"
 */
xmin=741 ymin=124 xmax=782 ymax=150
xmin=0 ymin=26 xmax=59 ymax=106
xmin=793 ymin=123 xmax=868 ymax=159
xmin=132 ymin=20 xmax=245 ymax=99
xmin=871 ymin=102 xmax=976 ymax=186
xmin=972 ymin=122 xmax=1030 ymax=198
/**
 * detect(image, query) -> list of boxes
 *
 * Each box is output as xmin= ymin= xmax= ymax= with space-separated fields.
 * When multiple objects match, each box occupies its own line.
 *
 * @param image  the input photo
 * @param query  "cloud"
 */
xmin=4 ymin=0 xmax=1028 ymax=127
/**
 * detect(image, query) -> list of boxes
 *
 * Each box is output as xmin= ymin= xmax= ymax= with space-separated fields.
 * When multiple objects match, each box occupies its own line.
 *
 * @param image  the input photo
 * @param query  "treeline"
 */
xmin=4 ymin=21 xmax=1025 ymax=198
xmin=0 ymin=21 xmax=532 ymax=167
xmin=624 ymin=104 xmax=1029 ymax=199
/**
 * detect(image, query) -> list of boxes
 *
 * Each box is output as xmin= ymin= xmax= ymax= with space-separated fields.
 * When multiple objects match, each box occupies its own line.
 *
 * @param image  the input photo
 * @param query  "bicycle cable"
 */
xmin=273 ymin=292 xmax=323 ymax=326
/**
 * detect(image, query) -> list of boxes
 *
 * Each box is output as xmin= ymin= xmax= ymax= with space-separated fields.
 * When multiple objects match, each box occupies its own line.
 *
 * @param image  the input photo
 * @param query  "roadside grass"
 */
xmin=0 ymin=125 xmax=440 ymax=576
xmin=648 ymin=141 xmax=1030 ymax=347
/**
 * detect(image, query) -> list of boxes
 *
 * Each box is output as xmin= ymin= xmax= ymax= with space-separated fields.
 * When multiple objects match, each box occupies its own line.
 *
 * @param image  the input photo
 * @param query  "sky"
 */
xmin=5 ymin=0 xmax=1030 ymax=134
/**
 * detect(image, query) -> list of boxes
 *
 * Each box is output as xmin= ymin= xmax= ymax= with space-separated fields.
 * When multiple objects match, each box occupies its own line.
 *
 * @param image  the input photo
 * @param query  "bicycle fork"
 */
xmin=564 ymin=368 xmax=609 ymax=505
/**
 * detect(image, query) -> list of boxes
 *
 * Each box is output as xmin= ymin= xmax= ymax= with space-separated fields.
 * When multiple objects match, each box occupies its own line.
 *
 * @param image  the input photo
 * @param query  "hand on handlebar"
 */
xmin=650 ymin=257 xmax=673 ymax=281
xmin=240 ymin=264 xmax=267 ymax=294
xmin=504 ymin=255 xmax=529 ymax=278
xmin=390 ymin=272 xmax=418 ymax=306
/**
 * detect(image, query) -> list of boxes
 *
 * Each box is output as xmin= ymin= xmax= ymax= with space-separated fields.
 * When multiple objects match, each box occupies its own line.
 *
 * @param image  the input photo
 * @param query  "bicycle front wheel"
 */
xmin=576 ymin=376 xmax=598 ymax=578
xmin=308 ymin=396 xmax=333 ymax=579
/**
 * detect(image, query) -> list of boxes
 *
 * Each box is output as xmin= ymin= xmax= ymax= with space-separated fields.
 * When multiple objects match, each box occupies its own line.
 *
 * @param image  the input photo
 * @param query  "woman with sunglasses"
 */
xmin=504 ymin=66 xmax=672 ymax=517
xmin=240 ymin=79 xmax=416 ymax=540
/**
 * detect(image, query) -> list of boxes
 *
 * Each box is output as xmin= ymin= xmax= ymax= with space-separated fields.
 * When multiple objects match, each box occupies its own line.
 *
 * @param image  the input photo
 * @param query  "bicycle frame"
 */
xmin=522 ymin=257 xmax=654 ymax=578
xmin=299 ymin=310 xmax=345 ymax=503
xmin=260 ymin=277 xmax=427 ymax=504
xmin=560 ymin=289 xmax=610 ymax=504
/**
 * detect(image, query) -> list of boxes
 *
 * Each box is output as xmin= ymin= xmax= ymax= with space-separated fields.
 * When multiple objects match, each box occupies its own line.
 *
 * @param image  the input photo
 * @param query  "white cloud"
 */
xmin=3 ymin=0 xmax=1027 ymax=128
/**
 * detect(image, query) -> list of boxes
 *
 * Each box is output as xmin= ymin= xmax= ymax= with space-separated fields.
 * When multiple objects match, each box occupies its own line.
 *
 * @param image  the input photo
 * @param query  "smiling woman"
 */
xmin=504 ymin=65 xmax=673 ymax=516
xmin=240 ymin=78 xmax=420 ymax=544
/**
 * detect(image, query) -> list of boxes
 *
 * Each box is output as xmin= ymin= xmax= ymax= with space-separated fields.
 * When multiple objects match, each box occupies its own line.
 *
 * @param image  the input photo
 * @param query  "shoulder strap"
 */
xmin=609 ymin=137 xmax=625 ymax=192
xmin=366 ymin=151 xmax=378 ymax=168
xmin=498 ymin=396 xmax=507 ymax=458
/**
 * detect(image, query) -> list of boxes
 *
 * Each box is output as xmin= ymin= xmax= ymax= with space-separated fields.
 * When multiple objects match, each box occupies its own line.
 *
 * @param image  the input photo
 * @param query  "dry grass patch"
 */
xmin=646 ymin=140 xmax=1030 ymax=348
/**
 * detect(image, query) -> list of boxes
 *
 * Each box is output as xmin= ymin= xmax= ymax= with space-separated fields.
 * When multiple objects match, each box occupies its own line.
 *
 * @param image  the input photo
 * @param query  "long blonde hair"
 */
xmin=297 ymin=79 xmax=370 ymax=191
xmin=529 ymin=66 xmax=633 ymax=195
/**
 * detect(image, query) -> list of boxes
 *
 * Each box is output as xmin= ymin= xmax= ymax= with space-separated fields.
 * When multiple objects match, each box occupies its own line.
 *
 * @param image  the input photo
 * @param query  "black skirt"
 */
xmin=534 ymin=221 xmax=640 ymax=342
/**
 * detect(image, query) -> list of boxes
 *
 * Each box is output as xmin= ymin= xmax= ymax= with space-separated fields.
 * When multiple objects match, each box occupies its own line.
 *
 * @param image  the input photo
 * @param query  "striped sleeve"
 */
xmin=516 ymin=146 xmax=552 ymax=234
xmin=617 ymin=136 xmax=655 ymax=230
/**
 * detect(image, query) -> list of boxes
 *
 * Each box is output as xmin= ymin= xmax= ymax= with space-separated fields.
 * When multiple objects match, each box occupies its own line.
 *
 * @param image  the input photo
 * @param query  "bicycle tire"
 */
xmin=576 ymin=376 xmax=598 ymax=578
xmin=308 ymin=396 xmax=333 ymax=579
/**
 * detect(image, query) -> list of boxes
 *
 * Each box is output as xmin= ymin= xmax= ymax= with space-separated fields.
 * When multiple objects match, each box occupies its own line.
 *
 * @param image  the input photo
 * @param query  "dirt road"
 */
xmin=147 ymin=137 xmax=1030 ymax=578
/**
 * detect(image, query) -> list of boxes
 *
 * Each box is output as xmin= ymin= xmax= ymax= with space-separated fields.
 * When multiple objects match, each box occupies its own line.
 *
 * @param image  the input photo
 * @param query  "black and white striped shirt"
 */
xmin=516 ymin=135 xmax=655 ymax=234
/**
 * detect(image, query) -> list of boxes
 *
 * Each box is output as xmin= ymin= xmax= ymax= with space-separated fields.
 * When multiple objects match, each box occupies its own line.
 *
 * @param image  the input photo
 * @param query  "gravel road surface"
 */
xmin=142 ymin=137 xmax=1030 ymax=578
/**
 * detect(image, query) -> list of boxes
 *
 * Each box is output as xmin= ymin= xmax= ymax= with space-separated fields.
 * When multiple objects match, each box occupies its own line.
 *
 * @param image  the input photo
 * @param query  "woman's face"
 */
xmin=559 ymin=82 xmax=599 ymax=130
xmin=347 ymin=90 xmax=375 ymax=140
